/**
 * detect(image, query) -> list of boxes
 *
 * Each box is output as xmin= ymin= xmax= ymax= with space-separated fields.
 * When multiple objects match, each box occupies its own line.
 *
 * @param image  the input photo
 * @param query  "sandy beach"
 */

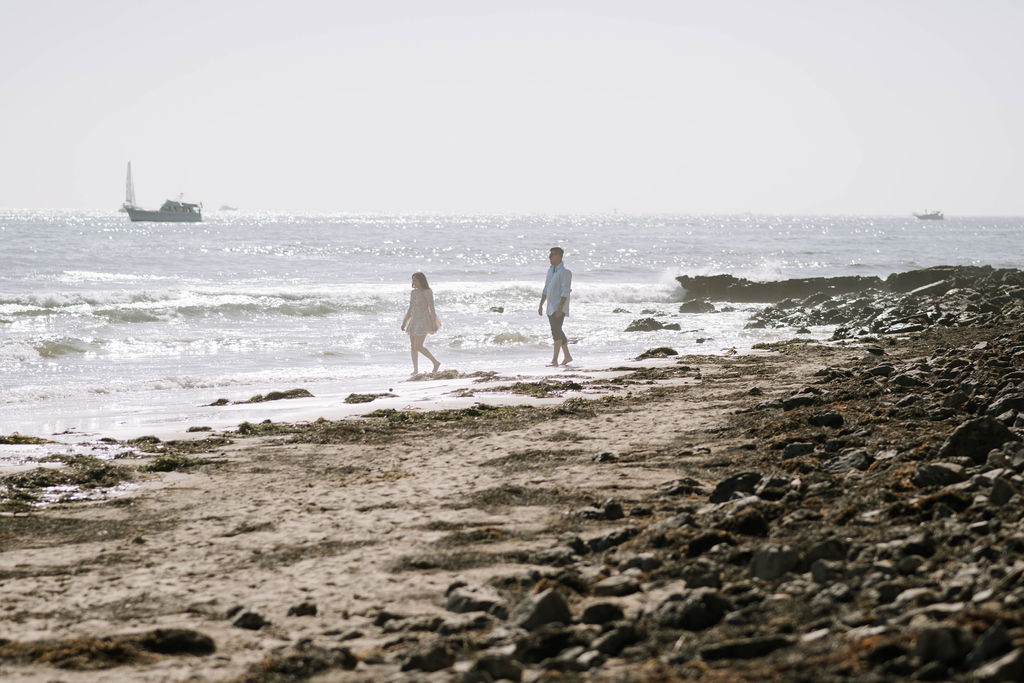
xmin=0 ymin=344 xmax=833 ymax=681
xmin=5 ymin=266 xmax=1024 ymax=681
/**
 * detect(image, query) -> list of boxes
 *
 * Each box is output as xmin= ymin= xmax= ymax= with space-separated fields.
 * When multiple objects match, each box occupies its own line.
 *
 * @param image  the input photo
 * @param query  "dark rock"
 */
xmin=535 ymin=546 xmax=577 ymax=566
xmin=973 ymin=647 xmax=1024 ymax=682
xmin=593 ymin=575 xmax=640 ymax=597
xmin=617 ymin=552 xmax=661 ymax=572
xmin=754 ymin=476 xmax=794 ymax=501
xmin=680 ymin=558 xmax=721 ymax=588
xmin=914 ymin=661 xmax=949 ymax=680
xmin=602 ymin=498 xmax=624 ymax=520
xmin=724 ymin=507 xmax=770 ymax=536
xmin=659 ymin=477 xmax=705 ymax=495
xmin=438 ymin=613 xmax=493 ymax=635
xmin=966 ymin=621 xmax=1011 ymax=668
xmin=510 ymin=589 xmax=572 ymax=631
xmin=782 ymin=393 xmax=817 ymax=410
xmin=587 ymin=527 xmax=638 ymax=552
xmin=675 ymin=273 xmax=883 ymax=304
xmin=592 ymin=624 xmax=640 ymax=656
xmin=804 ymin=536 xmax=850 ymax=564
xmin=750 ymin=544 xmax=799 ymax=580
xmin=447 ymin=587 xmax=509 ymax=619
xmin=490 ymin=306 xmax=505 ymax=313
xmin=823 ymin=449 xmax=873 ymax=474
xmin=987 ymin=394 xmax=1024 ymax=416
xmin=700 ymin=635 xmax=795 ymax=660
xmin=232 ymin=611 xmax=268 ymax=630
xmin=655 ymin=588 xmax=732 ymax=631
xmin=809 ymin=410 xmax=844 ymax=427
xmin=581 ymin=602 xmax=624 ymax=625
xmin=810 ymin=559 xmax=845 ymax=584
xmin=867 ymin=363 xmax=895 ymax=376
xmin=710 ymin=472 xmax=762 ymax=503
xmin=679 ymin=300 xmax=715 ymax=313
xmin=783 ymin=442 xmax=816 ymax=459
xmin=626 ymin=318 xmax=669 ymax=332
xmin=558 ymin=533 xmax=587 ymax=554
xmin=469 ymin=653 xmax=523 ymax=682
xmin=513 ymin=623 xmax=586 ymax=663
xmin=867 ymin=641 xmax=908 ymax=666
xmin=287 ymin=601 xmax=317 ymax=617
xmin=912 ymin=462 xmax=967 ymax=488
xmin=990 ymin=477 xmax=1017 ymax=505
xmin=687 ymin=531 xmax=736 ymax=557
xmin=939 ymin=417 xmax=1019 ymax=464
xmin=400 ymin=642 xmax=454 ymax=672
xmin=915 ymin=625 xmax=969 ymax=665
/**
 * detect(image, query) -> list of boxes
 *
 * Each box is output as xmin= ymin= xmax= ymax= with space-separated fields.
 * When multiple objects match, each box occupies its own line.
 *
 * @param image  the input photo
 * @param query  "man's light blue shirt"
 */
xmin=543 ymin=263 xmax=572 ymax=316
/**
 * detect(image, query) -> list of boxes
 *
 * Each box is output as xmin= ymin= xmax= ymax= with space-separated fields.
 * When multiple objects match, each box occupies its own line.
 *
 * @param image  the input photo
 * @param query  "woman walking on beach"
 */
xmin=401 ymin=272 xmax=441 ymax=376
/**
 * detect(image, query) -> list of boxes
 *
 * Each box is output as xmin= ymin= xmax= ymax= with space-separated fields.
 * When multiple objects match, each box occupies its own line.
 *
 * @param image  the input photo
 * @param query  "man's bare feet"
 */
xmin=560 ymin=356 xmax=573 ymax=366
xmin=432 ymin=361 xmax=441 ymax=374
xmin=546 ymin=362 xmax=559 ymax=367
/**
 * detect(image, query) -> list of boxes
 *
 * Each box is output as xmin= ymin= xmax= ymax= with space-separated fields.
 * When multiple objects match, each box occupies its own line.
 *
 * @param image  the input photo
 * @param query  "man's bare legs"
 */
xmin=410 ymin=334 xmax=441 ymax=376
xmin=549 ymin=340 xmax=572 ymax=367
xmin=559 ymin=340 xmax=573 ymax=366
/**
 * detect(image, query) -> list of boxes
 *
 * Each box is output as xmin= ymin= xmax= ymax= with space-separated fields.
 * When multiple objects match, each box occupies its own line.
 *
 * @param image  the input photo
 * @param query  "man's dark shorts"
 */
xmin=548 ymin=313 xmax=567 ymax=344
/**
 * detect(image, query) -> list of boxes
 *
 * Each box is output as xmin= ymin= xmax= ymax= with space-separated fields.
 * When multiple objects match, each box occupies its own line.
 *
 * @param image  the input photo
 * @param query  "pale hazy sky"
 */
xmin=2 ymin=0 xmax=1021 ymax=214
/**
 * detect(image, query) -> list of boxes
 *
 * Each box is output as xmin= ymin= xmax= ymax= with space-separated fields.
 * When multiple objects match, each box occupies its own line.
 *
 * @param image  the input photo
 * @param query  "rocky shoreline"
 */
xmin=3 ymin=266 xmax=1024 ymax=681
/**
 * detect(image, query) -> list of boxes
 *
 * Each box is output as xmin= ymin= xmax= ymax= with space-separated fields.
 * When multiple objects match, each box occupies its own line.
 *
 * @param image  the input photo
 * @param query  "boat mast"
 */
xmin=125 ymin=162 xmax=136 ymax=207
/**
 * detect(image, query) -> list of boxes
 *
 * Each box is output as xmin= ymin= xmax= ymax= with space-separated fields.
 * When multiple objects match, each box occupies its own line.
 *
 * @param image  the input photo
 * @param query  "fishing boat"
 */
xmin=122 ymin=162 xmax=202 ymax=222
xmin=914 ymin=210 xmax=943 ymax=220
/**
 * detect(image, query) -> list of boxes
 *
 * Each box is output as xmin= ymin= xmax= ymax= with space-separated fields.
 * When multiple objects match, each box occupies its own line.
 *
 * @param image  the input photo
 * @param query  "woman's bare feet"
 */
xmin=432 ymin=361 xmax=441 ymax=374
xmin=560 ymin=355 xmax=573 ymax=366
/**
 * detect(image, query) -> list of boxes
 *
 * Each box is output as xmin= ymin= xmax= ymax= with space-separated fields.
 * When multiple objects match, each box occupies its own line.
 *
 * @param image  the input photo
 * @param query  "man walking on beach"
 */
xmin=538 ymin=246 xmax=573 ymax=366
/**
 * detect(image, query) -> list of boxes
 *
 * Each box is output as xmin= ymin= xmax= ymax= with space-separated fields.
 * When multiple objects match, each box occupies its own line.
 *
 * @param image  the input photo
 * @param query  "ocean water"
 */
xmin=2 ymin=210 xmax=1023 ymax=443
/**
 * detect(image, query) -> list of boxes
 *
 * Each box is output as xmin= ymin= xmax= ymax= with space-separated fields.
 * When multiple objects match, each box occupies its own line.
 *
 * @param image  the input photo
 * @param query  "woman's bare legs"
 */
xmin=410 ymin=334 xmax=441 ymax=375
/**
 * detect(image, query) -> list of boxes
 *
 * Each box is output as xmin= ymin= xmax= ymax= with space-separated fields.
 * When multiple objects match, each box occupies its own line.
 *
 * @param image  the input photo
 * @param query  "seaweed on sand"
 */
xmin=0 ymin=629 xmax=214 ymax=670
xmin=0 ymin=456 xmax=135 ymax=510
xmin=241 ymin=388 xmax=314 ymax=403
xmin=0 ymin=433 xmax=52 ymax=445
xmin=344 ymin=392 xmax=397 ymax=404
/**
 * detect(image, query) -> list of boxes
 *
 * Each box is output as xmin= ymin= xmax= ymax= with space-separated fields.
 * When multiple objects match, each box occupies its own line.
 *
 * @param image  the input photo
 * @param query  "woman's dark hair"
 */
xmin=412 ymin=272 xmax=431 ymax=290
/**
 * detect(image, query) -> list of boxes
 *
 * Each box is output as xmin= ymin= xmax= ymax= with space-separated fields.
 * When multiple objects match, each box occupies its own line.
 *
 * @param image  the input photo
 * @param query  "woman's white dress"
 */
xmin=406 ymin=289 xmax=436 ymax=336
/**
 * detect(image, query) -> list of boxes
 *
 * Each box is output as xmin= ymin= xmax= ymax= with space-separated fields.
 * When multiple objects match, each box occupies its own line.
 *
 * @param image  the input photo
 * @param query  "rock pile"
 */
xmin=736 ymin=266 xmax=1024 ymax=338
xmin=353 ymin=277 xmax=1024 ymax=681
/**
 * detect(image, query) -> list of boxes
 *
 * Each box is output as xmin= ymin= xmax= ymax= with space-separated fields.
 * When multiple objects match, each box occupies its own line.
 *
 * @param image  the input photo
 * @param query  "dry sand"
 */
xmin=0 ymin=345 xmax=853 ymax=681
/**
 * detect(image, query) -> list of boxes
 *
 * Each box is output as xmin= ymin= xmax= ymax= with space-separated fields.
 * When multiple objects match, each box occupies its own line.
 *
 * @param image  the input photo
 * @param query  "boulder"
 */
xmin=939 ymin=417 xmax=1019 ymax=464
xmin=509 ymin=589 xmax=572 ymax=631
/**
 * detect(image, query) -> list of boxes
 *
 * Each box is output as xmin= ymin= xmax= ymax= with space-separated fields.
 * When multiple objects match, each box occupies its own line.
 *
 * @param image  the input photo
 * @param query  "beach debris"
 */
xmin=0 ymin=433 xmax=52 ymax=445
xmin=240 ymin=640 xmax=357 ymax=679
xmin=0 ymin=629 xmax=214 ymax=669
xmin=343 ymin=392 xmax=396 ymax=404
xmin=635 ymin=346 xmax=679 ymax=359
xmin=241 ymin=388 xmax=314 ymax=403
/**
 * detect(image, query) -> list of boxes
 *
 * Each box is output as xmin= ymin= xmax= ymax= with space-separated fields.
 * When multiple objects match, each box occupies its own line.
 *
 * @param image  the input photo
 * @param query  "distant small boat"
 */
xmin=914 ymin=210 xmax=943 ymax=220
xmin=122 ymin=162 xmax=202 ymax=223
xmin=219 ymin=205 xmax=238 ymax=211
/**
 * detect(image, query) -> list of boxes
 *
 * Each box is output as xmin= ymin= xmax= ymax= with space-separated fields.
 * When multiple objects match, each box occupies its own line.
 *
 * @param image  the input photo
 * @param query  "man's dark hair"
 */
xmin=549 ymin=247 xmax=564 ymax=257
